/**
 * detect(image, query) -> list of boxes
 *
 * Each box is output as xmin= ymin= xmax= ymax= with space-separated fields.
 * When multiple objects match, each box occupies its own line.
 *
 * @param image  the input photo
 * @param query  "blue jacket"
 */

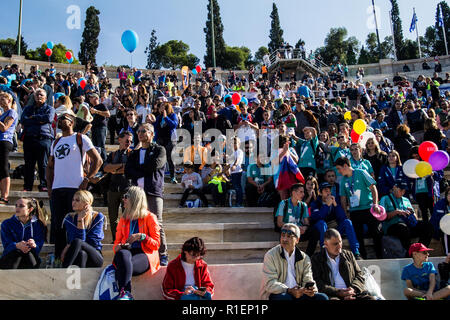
xmin=154 ymin=113 xmax=178 ymax=145
xmin=1 ymin=215 xmax=46 ymax=257
xmin=310 ymin=196 xmax=346 ymax=223
xmin=20 ymin=103 xmax=55 ymax=139
xmin=410 ymin=170 xmax=443 ymax=200
xmin=430 ymin=199 xmax=448 ymax=239
xmin=63 ymin=212 xmax=105 ymax=251
xmin=378 ymin=165 xmax=409 ymax=196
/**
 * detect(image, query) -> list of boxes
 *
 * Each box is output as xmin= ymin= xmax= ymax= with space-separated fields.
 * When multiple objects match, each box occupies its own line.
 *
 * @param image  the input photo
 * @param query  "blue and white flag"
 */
xmin=438 ymin=5 xmax=444 ymax=28
xmin=409 ymin=12 xmax=417 ymax=32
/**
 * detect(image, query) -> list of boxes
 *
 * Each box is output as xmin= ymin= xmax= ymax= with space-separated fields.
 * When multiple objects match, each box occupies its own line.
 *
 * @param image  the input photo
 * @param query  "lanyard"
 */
xmin=129 ymin=220 xmax=138 ymax=236
xmin=349 ymin=171 xmax=356 ymax=195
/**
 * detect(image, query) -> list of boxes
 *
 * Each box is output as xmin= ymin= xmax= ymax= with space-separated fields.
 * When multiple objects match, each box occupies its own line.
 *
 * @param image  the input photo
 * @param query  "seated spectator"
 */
xmin=0 ymin=198 xmax=47 ymax=269
xmin=245 ymin=154 xmax=274 ymax=207
xmin=311 ymin=229 xmax=374 ymax=300
xmin=61 ymin=190 xmax=105 ymax=268
xmin=370 ymin=112 xmax=388 ymax=133
xmin=310 ymin=183 xmax=361 ymax=258
xmin=379 ymin=184 xmax=433 ymax=254
xmin=260 ymin=223 xmax=328 ymax=300
xmin=183 ymin=133 xmax=207 ymax=173
xmin=349 ymin=143 xmax=374 ymax=178
xmin=304 ymin=176 xmax=319 ymax=207
xmin=274 ymin=183 xmax=320 ymax=257
xmin=393 ymin=124 xmax=418 ymax=164
xmin=112 ymin=186 xmax=161 ymax=300
xmin=162 ymin=237 xmax=214 ymax=300
xmin=402 ymin=243 xmax=450 ymax=300
xmin=377 ymin=150 xmax=408 ymax=197
xmin=179 ymin=162 xmax=208 ymax=207
xmin=205 ymin=161 xmax=229 ymax=207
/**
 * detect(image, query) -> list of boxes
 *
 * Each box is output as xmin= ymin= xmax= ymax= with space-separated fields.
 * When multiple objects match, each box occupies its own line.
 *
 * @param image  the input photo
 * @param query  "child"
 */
xmin=402 ymin=243 xmax=450 ymax=300
xmin=180 ymin=162 xmax=208 ymax=207
xmin=206 ymin=163 xmax=229 ymax=207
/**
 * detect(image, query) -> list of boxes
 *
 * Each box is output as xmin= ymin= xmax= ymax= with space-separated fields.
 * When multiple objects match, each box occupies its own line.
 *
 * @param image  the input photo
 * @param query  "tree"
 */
xmin=255 ymin=46 xmax=269 ymax=65
xmin=14 ymin=35 xmax=28 ymax=56
xmin=315 ymin=28 xmax=358 ymax=65
xmin=26 ymin=43 xmax=80 ymax=64
xmin=0 ymin=38 xmax=16 ymax=57
xmin=79 ymin=6 xmax=101 ymax=65
xmin=268 ymin=3 xmax=284 ymax=53
xmin=380 ymin=36 xmax=394 ymax=59
xmin=153 ymin=40 xmax=199 ymax=70
xmin=295 ymin=39 xmax=305 ymax=49
xmin=400 ymin=39 xmax=419 ymax=60
xmin=390 ymin=0 xmax=405 ymax=60
xmin=434 ymin=1 xmax=450 ymax=55
xmin=365 ymin=33 xmax=380 ymax=63
xmin=358 ymin=46 xmax=370 ymax=65
xmin=422 ymin=26 xmax=437 ymax=57
xmin=145 ymin=29 xmax=160 ymax=69
xmin=204 ymin=0 xmax=227 ymax=68
xmin=221 ymin=46 xmax=252 ymax=70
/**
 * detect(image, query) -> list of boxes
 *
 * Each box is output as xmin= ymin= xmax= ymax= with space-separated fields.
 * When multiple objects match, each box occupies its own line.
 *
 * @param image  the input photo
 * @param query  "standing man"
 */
xmin=46 ymin=110 xmax=102 ymax=260
xmin=88 ymin=93 xmax=110 ymax=161
xmin=20 ymin=89 xmax=55 ymax=192
xmin=335 ymin=157 xmax=383 ymax=259
xmin=260 ymin=223 xmax=329 ymax=300
xmin=125 ymin=123 xmax=169 ymax=266
xmin=311 ymin=229 xmax=375 ymax=300
xmin=103 ymin=131 xmax=133 ymax=242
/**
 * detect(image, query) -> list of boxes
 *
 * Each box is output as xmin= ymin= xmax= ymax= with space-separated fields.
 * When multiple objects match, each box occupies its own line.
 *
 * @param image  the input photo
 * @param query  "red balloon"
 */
xmin=232 ymin=93 xmax=241 ymax=105
xmin=45 ymin=49 xmax=52 ymax=57
xmin=350 ymin=129 xmax=360 ymax=143
xmin=80 ymin=79 xmax=87 ymax=90
xmin=195 ymin=65 xmax=202 ymax=73
xmin=419 ymin=141 xmax=438 ymax=162
xmin=65 ymin=51 xmax=73 ymax=60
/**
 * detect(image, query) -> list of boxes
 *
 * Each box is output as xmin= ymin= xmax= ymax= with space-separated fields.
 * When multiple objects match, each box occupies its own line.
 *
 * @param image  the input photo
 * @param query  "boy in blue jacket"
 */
xmin=0 ymin=198 xmax=47 ymax=269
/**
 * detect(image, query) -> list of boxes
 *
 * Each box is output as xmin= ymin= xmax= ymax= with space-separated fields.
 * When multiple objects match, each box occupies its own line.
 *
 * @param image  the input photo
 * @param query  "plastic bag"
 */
xmin=362 ymin=267 xmax=385 ymax=300
xmin=93 ymin=264 xmax=120 ymax=300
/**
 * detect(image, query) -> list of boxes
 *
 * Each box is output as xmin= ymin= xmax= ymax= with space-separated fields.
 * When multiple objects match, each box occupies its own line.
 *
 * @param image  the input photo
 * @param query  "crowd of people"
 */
xmin=0 ymin=58 xmax=449 ymax=300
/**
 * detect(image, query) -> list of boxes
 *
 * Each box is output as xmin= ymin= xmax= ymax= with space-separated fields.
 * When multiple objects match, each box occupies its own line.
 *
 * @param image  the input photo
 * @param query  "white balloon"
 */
xmin=358 ymin=131 xmax=376 ymax=149
xmin=440 ymin=213 xmax=450 ymax=235
xmin=403 ymin=159 xmax=420 ymax=179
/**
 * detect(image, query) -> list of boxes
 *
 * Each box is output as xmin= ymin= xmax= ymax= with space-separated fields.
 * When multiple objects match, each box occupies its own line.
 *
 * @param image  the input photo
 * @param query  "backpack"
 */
xmin=93 ymin=264 xmax=120 ymax=300
xmin=381 ymin=235 xmax=406 ymax=259
xmin=273 ymin=199 xmax=306 ymax=232
xmin=388 ymin=194 xmax=417 ymax=228
xmin=52 ymin=132 xmax=91 ymax=176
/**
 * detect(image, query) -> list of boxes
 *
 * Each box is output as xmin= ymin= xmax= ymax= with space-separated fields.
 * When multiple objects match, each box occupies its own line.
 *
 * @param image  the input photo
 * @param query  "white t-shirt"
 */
xmin=136 ymin=104 xmax=152 ymax=124
xmin=283 ymin=248 xmax=298 ymax=288
xmin=50 ymin=133 xmax=95 ymax=189
xmin=230 ymin=149 xmax=244 ymax=174
xmin=181 ymin=260 xmax=196 ymax=288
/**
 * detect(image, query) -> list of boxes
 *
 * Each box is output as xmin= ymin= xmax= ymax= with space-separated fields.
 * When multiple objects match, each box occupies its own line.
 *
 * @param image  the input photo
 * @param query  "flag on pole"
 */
xmin=438 ymin=4 xmax=444 ymax=27
xmin=409 ymin=12 xmax=417 ymax=32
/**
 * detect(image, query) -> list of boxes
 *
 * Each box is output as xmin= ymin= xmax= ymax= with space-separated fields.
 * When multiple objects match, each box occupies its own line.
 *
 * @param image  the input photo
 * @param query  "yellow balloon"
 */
xmin=344 ymin=111 xmax=352 ymax=121
xmin=415 ymin=161 xmax=432 ymax=178
xmin=353 ymin=119 xmax=367 ymax=135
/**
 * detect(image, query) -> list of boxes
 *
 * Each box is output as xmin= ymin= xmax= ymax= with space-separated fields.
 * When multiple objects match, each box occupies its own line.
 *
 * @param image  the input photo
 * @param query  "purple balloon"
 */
xmin=428 ymin=151 xmax=450 ymax=171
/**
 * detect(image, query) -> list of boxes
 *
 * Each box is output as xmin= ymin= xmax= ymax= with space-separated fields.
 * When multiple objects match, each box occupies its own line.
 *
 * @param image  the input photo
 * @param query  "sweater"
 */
xmin=63 ymin=212 xmax=105 ymax=251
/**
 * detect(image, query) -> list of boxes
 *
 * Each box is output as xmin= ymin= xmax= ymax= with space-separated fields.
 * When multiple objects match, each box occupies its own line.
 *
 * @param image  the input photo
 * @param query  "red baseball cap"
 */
xmin=408 ymin=243 xmax=434 ymax=257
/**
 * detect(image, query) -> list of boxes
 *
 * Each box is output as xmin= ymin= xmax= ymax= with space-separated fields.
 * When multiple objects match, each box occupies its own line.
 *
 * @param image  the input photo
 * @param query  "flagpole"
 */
xmin=440 ymin=4 xmax=449 ymax=56
xmin=414 ymin=8 xmax=422 ymax=58
xmin=390 ymin=10 xmax=398 ymax=61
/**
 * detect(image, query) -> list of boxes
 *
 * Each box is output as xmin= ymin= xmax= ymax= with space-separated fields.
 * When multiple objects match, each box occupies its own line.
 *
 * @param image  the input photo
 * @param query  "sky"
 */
xmin=0 ymin=0 xmax=447 ymax=69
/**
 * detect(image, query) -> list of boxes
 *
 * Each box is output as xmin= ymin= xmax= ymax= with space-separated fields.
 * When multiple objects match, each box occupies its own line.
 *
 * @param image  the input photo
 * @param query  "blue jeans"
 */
xmin=314 ymin=206 xmax=360 ymax=255
xmin=231 ymin=172 xmax=243 ymax=206
xmin=269 ymin=292 xmax=329 ymax=301
xmin=23 ymin=136 xmax=52 ymax=190
xmin=91 ymin=126 xmax=107 ymax=161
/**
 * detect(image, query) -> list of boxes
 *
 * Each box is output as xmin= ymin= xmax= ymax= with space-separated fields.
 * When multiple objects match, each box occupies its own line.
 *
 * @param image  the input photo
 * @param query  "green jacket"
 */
xmin=260 ymin=244 xmax=316 ymax=300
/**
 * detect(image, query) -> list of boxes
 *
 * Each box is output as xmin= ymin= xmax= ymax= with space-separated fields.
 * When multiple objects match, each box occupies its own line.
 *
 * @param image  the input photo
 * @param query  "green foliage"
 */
xmin=79 ymin=6 xmax=101 ymax=65
xmin=145 ymin=29 xmax=160 ymax=69
xmin=222 ymin=46 xmax=253 ymax=70
xmin=390 ymin=0 xmax=406 ymax=60
xmin=268 ymin=3 xmax=284 ymax=53
xmin=295 ymin=39 xmax=305 ymax=49
xmin=255 ymin=46 xmax=269 ymax=65
xmin=153 ymin=40 xmax=199 ymax=70
xmin=26 ymin=43 xmax=79 ymax=64
xmin=0 ymin=38 xmax=16 ymax=57
xmin=315 ymin=28 xmax=359 ymax=65
xmin=421 ymin=26 xmax=437 ymax=57
xmin=357 ymin=46 xmax=370 ymax=65
xmin=399 ymin=39 xmax=419 ymax=60
xmin=204 ymin=0 xmax=227 ymax=68
xmin=434 ymin=1 xmax=450 ymax=55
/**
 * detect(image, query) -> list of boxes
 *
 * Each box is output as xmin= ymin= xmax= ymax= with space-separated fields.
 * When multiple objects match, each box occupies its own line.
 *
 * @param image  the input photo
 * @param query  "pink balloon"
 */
xmin=428 ymin=151 xmax=450 ymax=171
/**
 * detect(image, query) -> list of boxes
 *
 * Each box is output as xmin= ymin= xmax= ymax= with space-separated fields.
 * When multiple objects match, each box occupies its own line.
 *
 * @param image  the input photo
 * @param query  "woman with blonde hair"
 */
xmin=112 ymin=186 xmax=161 ymax=300
xmin=363 ymin=137 xmax=388 ymax=179
xmin=0 ymin=92 xmax=18 ymax=204
xmin=61 ymin=190 xmax=105 ymax=268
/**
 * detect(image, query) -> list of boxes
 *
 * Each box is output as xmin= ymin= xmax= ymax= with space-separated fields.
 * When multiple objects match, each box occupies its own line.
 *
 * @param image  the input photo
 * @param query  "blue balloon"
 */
xmin=223 ymin=94 xmax=231 ymax=102
xmin=121 ymin=30 xmax=139 ymax=53
xmin=47 ymin=41 xmax=54 ymax=50
xmin=192 ymin=69 xmax=197 ymax=75
xmin=68 ymin=57 xmax=74 ymax=64
xmin=54 ymin=92 xmax=65 ymax=101
xmin=241 ymin=97 xmax=248 ymax=105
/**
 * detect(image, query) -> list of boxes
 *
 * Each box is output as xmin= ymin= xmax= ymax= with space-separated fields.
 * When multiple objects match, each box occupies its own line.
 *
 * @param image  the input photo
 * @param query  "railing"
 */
xmin=267 ymin=49 xmax=329 ymax=71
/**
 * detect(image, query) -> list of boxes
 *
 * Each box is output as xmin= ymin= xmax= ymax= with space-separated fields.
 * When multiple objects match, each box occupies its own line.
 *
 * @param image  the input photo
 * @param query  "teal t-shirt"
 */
xmin=275 ymin=198 xmax=309 ymax=227
xmin=350 ymin=157 xmax=374 ymax=176
xmin=295 ymin=136 xmax=319 ymax=170
xmin=415 ymin=178 xmax=428 ymax=194
xmin=401 ymin=262 xmax=438 ymax=291
xmin=340 ymin=169 xmax=376 ymax=212
xmin=379 ymin=194 xmax=414 ymax=234
xmin=331 ymin=146 xmax=351 ymax=179
xmin=246 ymin=163 xmax=272 ymax=185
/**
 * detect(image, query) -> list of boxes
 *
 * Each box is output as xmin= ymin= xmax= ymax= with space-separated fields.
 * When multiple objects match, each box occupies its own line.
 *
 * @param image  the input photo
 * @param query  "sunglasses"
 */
xmin=15 ymin=204 xmax=27 ymax=208
xmin=281 ymin=229 xmax=297 ymax=238
xmin=126 ymin=113 xmax=135 ymax=116
xmin=123 ymin=194 xmax=130 ymax=199
xmin=338 ymin=136 xmax=345 ymax=139
xmin=137 ymin=129 xmax=149 ymax=134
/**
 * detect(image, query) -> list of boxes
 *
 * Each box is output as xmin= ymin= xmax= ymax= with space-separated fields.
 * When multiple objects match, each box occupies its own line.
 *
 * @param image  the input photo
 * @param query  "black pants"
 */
xmin=180 ymin=188 xmax=208 ymax=207
xmin=161 ymin=141 xmax=175 ymax=179
xmin=107 ymin=191 xmax=125 ymax=242
xmin=207 ymin=183 xmax=227 ymax=206
xmin=0 ymin=249 xmax=40 ymax=269
xmin=350 ymin=209 xmax=383 ymax=259
xmin=23 ymin=136 xmax=51 ymax=190
xmin=62 ymin=239 xmax=104 ymax=268
xmin=113 ymin=248 xmax=149 ymax=292
xmin=387 ymin=221 xmax=433 ymax=253
xmin=296 ymin=226 xmax=321 ymax=258
xmin=0 ymin=141 xmax=12 ymax=180
xmin=50 ymin=188 xmax=78 ymax=259
xmin=415 ymin=193 xmax=434 ymax=224
xmin=245 ymin=184 xmax=260 ymax=207
xmin=107 ymin=116 xmax=120 ymax=145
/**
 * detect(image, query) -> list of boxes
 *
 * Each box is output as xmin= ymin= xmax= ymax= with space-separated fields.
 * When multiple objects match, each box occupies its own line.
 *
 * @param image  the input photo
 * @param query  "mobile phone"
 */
xmin=305 ymin=282 xmax=315 ymax=289
xmin=198 ymin=287 xmax=207 ymax=292
xmin=120 ymin=243 xmax=130 ymax=250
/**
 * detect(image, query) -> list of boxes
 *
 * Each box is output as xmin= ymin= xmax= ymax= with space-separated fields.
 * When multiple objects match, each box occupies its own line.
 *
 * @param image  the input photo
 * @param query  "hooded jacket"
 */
xmin=1 ymin=215 xmax=46 ymax=257
xmin=162 ymin=254 xmax=215 ymax=300
xmin=63 ymin=212 xmax=105 ymax=251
